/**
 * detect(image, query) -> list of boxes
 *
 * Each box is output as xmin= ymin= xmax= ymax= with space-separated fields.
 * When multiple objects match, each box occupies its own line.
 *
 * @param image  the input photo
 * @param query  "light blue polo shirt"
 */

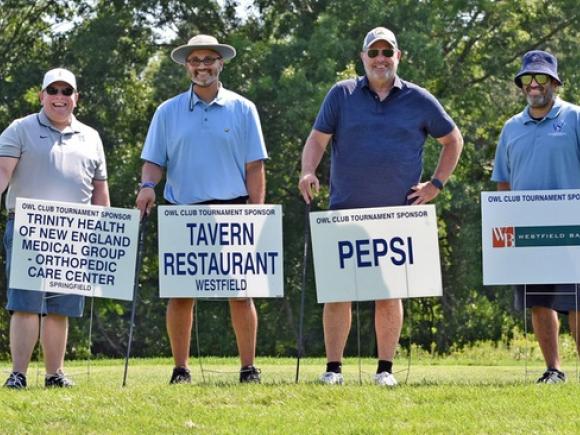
xmin=492 ymin=98 xmax=580 ymax=189
xmin=141 ymin=85 xmax=267 ymax=204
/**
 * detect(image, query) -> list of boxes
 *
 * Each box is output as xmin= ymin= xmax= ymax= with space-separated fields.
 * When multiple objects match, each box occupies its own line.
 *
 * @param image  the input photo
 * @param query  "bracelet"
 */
xmin=430 ymin=177 xmax=444 ymax=191
xmin=139 ymin=181 xmax=157 ymax=190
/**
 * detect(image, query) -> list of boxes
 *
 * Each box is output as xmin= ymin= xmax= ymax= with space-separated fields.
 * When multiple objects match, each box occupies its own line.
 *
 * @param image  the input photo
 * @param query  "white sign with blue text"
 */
xmin=10 ymin=198 xmax=140 ymax=300
xmin=482 ymin=189 xmax=580 ymax=285
xmin=310 ymin=205 xmax=442 ymax=303
xmin=157 ymin=205 xmax=284 ymax=298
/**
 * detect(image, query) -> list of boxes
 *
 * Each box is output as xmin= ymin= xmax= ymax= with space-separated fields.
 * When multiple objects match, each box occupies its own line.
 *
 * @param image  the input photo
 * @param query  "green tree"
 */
xmin=0 ymin=0 xmax=578 ymax=360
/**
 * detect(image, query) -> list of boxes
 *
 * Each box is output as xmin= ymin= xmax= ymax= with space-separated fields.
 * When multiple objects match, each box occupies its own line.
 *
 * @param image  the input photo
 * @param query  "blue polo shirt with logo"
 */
xmin=313 ymin=76 xmax=455 ymax=209
xmin=142 ymin=85 xmax=267 ymax=204
xmin=492 ymin=98 xmax=580 ymax=189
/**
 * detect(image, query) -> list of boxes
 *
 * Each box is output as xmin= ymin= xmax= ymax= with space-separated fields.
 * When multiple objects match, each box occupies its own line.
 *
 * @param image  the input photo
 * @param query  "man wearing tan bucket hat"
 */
xmin=136 ymin=35 xmax=267 ymax=384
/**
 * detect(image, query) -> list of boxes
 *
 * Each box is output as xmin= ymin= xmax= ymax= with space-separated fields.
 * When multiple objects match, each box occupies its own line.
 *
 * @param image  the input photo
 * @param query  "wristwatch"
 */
xmin=430 ymin=177 xmax=444 ymax=191
xmin=139 ymin=181 xmax=157 ymax=190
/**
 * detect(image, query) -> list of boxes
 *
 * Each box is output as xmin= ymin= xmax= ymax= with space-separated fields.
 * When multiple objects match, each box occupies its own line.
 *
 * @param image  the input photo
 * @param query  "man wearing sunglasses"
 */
xmin=492 ymin=50 xmax=580 ymax=384
xmin=136 ymin=34 xmax=267 ymax=384
xmin=299 ymin=27 xmax=463 ymax=386
xmin=0 ymin=68 xmax=110 ymax=389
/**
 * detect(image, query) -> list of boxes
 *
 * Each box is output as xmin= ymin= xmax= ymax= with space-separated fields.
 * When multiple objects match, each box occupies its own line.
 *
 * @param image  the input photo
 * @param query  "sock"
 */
xmin=326 ymin=361 xmax=342 ymax=374
xmin=377 ymin=360 xmax=393 ymax=374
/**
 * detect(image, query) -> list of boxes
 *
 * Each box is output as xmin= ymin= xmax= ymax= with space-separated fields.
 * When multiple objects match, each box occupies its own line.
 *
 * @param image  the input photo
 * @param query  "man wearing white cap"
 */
xmin=0 ymin=68 xmax=110 ymax=389
xmin=299 ymin=27 xmax=463 ymax=386
xmin=136 ymin=35 xmax=267 ymax=384
xmin=492 ymin=50 xmax=580 ymax=383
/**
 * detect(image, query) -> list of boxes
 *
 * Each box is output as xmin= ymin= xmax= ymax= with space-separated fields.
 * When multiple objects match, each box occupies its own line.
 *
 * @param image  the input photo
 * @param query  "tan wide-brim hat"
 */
xmin=171 ymin=34 xmax=236 ymax=64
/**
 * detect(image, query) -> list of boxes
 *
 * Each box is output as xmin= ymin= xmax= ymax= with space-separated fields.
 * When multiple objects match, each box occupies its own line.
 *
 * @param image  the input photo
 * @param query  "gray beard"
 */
xmin=526 ymin=87 xmax=554 ymax=108
xmin=527 ymin=94 xmax=549 ymax=107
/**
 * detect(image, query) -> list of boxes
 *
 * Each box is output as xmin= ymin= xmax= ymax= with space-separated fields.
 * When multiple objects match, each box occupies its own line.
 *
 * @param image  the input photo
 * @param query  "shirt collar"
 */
xmin=522 ymin=97 xmax=562 ymax=124
xmin=189 ymin=82 xmax=227 ymax=108
xmin=360 ymin=75 xmax=403 ymax=91
xmin=37 ymin=109 xmax=80 ymax=134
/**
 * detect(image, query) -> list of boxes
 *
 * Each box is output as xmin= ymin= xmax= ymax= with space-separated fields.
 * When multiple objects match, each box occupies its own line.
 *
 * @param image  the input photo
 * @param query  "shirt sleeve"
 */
xmin=0 ymin=119 xmax=24 ymax=158
xmin=491 ymin=126 xmax=510 ymax=183
xmin=93 ymin=133 xmax=108 ymax=180
xmin=313 ymin=84 xmax=341 ymax=135
xmin=141 ymin=106 xmax=168 ymax=167
xmin=422 ymin=90 xmax=455 ymax=139
xmin=244 ymin=102 xmax=268 ymax=162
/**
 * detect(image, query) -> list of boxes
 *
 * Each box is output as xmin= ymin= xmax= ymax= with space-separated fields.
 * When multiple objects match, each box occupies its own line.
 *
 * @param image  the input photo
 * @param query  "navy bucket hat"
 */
xmin=514 ymin=50 xmax=561 ymax=87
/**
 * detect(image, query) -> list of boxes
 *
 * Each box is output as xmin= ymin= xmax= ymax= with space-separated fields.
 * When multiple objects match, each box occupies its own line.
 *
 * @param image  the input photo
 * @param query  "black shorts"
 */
xmin=514 ymin=284 xmax=580 ymax=314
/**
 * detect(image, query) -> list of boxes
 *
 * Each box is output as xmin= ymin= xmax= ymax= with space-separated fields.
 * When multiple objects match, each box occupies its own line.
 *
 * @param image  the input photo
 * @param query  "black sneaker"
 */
xmin=169 ymin=366 xmax=191 ymax=384
xmin=537 ymin=368 xmax=566 ymax=384
xmin=45 ymin=370 xmax=74 ymax=388
xmin=240 ymin=365 xmax=261 ymax=384
xmin=4 ymin=372 xmax=27 ymax=389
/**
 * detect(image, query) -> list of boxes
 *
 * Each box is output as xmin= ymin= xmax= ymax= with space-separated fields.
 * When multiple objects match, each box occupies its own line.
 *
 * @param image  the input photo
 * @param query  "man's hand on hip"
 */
xmin=406 ymin=181 xmax=440 ymax=205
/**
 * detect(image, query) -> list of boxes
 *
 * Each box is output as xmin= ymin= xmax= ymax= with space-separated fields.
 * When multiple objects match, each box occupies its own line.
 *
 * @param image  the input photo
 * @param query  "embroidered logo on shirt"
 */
xmin=548 ymin=119 xmax=567 ymax=136
xmin=552 ymin=120 xmax=565 ymax=132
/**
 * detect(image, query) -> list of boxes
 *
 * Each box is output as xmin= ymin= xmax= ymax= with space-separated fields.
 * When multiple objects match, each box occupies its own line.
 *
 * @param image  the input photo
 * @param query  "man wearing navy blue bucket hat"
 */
xmin=492 ymin=50 xmax=580 ymax=383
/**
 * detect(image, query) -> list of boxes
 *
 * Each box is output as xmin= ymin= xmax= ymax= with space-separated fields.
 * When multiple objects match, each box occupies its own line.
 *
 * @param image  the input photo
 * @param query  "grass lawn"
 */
xmin=0 ymin=356 xmax=579 ymax=434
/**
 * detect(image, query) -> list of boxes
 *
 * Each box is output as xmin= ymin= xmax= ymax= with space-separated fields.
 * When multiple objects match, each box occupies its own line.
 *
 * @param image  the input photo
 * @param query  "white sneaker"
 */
xmin=374 ymin=371 xmax=398 ymax=387
xmin=319 ymin=371 xmax=344 ymax=385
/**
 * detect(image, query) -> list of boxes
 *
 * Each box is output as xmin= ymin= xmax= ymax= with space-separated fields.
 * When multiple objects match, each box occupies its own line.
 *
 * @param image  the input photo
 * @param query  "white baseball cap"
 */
xmin=42 ymin=68 xmax=77 ymax=90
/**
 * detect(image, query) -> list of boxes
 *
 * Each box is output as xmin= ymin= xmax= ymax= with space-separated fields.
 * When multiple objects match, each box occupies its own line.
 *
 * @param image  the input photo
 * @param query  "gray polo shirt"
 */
xmin=0 ymin=110 xmax=107 ymax=210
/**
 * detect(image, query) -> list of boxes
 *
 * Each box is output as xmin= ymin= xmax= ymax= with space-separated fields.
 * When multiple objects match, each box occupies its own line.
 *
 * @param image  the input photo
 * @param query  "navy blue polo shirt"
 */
xmin=314 ymin=76 xmax=455 ymax=209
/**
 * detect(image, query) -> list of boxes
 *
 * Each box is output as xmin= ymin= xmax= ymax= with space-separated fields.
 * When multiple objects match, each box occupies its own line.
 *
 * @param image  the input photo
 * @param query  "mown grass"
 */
xmin=0 ymin=354 xmax=579 ymax=434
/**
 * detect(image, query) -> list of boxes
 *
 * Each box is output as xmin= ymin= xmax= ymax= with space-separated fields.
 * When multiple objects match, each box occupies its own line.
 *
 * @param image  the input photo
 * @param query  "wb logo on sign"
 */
xmin=492 ymin=227 xmax=515 ymax=248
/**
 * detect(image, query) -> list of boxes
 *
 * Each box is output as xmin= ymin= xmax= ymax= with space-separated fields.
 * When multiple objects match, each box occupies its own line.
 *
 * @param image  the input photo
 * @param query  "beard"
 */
xmin=364 ymin=64 xmax=396 ymax=83
xmin=190 ymin=69 xmax=220 ymax=88
xmin=526 ymin=86 xmax=554 ymax=108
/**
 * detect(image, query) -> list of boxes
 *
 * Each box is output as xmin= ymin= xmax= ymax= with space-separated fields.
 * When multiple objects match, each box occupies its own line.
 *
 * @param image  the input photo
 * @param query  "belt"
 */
xmin=168 ymin=196 xmax=249 ymax=206
xmin=7 ymin=211 xmax=14 ymax=219
xmin=197 ymin=196 xmax=249 ymax=205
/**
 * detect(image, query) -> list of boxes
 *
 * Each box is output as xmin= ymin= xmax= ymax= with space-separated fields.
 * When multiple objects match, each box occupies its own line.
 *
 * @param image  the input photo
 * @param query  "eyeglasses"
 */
xmin=186 ymin=56 xmax=222 ymax=66
xmin=46 ymin=86 xmax=75 ymax=96
xmin=366 ymin=49 xmax=395 ymax=58
xmin=520 ymin=74 xmax=550 ymax=86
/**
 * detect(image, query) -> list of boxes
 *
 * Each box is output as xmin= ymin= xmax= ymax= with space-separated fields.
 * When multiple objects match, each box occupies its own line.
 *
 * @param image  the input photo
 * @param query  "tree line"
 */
xmin=0 ymin=0 xmax=578 ymax=359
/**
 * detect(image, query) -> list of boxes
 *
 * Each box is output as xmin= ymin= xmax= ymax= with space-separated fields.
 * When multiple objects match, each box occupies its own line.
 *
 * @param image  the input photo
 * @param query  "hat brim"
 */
xmin=364 ymin=37 xmax=398 ymax=50
xmin=42 ymin=79 xmax=77 ymax=91
xmin=514 ymin=63 xmax=562 ymax=87
xmin=171 ymin=44 xmax=236 ymax=64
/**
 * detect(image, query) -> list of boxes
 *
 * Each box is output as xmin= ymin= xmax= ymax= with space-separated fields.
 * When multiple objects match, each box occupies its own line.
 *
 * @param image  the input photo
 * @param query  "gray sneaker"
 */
xmin=4 ymin=372 xmax=27 ymax=389
xmin=537 ymin=369 xmax=566 ymax=384
xmin=45 ymin=370 xmax=74 ymax=388
xmin=319 ymin=371 xmax=344 ymax=385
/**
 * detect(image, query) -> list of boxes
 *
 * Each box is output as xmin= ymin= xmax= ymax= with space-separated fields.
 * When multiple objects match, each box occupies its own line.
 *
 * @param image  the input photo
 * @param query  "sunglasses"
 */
xmin=46 ymin=86 xmax=75 ymax=96
xmin=186 ymin=56 xmax=222 ymax=66
xmin=520 ymin=74 xmax=550 ymax=86
xmin=366 ymin=49 xmax=395 ymax=58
